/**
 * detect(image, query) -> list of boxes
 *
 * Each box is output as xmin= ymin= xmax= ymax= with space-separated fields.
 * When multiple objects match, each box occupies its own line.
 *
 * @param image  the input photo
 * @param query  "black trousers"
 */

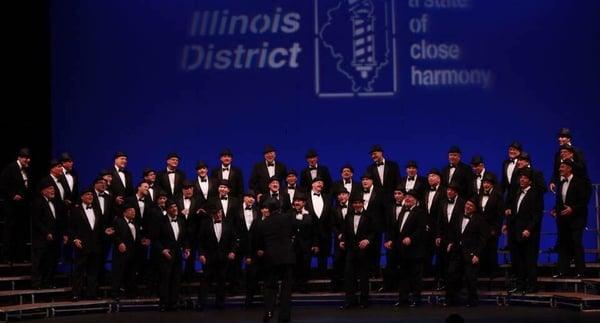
xmin=294 ymin=247 xmax=312 ymax=288
xmin=447 ymin=252 xmax=479 ymax=305
xmin=2 ymin=201 xmax=30 ymax=263
xmin=331 ymin=243 xmax=346 ymax=290
xmin=112 ymin=251 xmax=137 ymax=297
xmin=383 ymin=248 xmax=399 ymax=290
xmin=72 ymin=249 xmax=101 ymax=298
xmin=557 ymin=225 xmax=585 ymax=275
xmin=158 ymin=253 xmax=182 ymax=307
xmin=315 ymin=232 xmax=331 ymax=277
xmin=510 ymin=236 xmax=537 ymax=290
xmin=263 ymin=264 xmax=293 ymax=322
xmin=31 ymin=241 xmax=59 ymax=288
xmin=344 ymin=250 xmax=370 ymax=306
xmin=369 ymin=231 xmax=383 ymax=276
xmin=397 ymin=257 xmax=423 ymax=303
xmin=199 ymin=258 xmax=228 ymax=307
xmin=244 ymin=258 xmax=261 ymax=305
xmin=480 ymin=234 xmax=500 ymax=276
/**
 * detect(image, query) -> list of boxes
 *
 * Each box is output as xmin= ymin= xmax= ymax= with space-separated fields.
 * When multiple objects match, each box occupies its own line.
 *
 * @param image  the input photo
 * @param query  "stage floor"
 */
xmin=28 ymin=304 xmax=600 ymax=323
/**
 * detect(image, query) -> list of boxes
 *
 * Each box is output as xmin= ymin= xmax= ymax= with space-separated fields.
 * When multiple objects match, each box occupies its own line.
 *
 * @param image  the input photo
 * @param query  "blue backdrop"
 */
xmin=52 ymin=0 xmax=600 ymax=258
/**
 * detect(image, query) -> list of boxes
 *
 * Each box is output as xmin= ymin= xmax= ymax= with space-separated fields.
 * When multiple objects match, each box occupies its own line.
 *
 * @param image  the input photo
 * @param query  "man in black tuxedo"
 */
xmin=331 ymin=188 xmax=350 ymax=292
xmin=366 ymin=145 xmax=400 ymax=204
xmin=332 ymin=164 xmax=361 ymax=199
xmin=386 ymin=190 xmax=427 ymax=307
xmin=111 ymin=203 xmax=141 ymax=300
xmin=197 ymin=206 xmax=238 ymax=310
xmin=300 ymin=149 xmax=333 ymax=195
xmin=91 ymin=176 xmax=115 ymax=286
xmin=305 ymin=177 xmax=333 ymax=277
xmin=550 ymin=128 xmax=587 ymax=194
xmin=441 ymin=146 xmax=473 ymax=198
xmin=445 ymin=199 xmax=487 ymax=307
xmin=125 ymin=182 xmax=155 ymax=289
xmin=193 ymin=160 xmax=217 ymax=210
xmin=234 ymin=190 xmax=261 ymax=307
xmin=551 ymin=160 xmax=592 ymax=278
xmin=177 ymin=180 xmax=202 ymax=283
xmin=0 ymin=148 xmax=32 ymax=263
xmin=507 ymin=152 xmax=547 ymax=207
xmin=421 ymin=169 xmax=446 ymax=277
xmin=143 ymin=168 xmax=158 ymax=205
xmin=249 ymin=145 xmax=287 ymax=196
xmin=259 ymin=176 xmax=291 ymax=213
xmin=254 ymin=199 xmax=295 ymax=323
xmin=30 ymin=179 xmax=63 ymax=289
xmin=59 ymin=152 xmax=79 ymax=206
xmin=289 ymin=192 xmax=318 ymax=292
xmin=109 ymin=151 xmax=134 ymax=205
xmin=478 ymin=173 xmax=505 ymax=278
xmin=46 ymin=159 xmax=71 ymax=215
xmin=360 ymin=172 xmax=385 ymax=278
xmin=469 ymin=155 xmax=497 ymax=199
xmin=398 ymin=160 xmax=427 ymax=201
xmin=70 ymin=189 xmax=108 ymax=301
xmin=211 ymin=148 xmax=244 ymax=199
xmin=284 ymin=170 xmax=303 ymax=205
xmin=339 ymin=194 xmax=374 ymax=310
xmin=500 ymin=141 xmax=523 ymax=197
xmin=506 ymin=169 xmax=543 ymax=294
xmin=156 ymin=153 xmax=186 ymax=200
xmin=381 ymin=186 xmax=406 ymax=292
xmin=154 ymin=199 xmax=191 ymax=311
xmin=435 ymin=183 xmax=466 ymax=291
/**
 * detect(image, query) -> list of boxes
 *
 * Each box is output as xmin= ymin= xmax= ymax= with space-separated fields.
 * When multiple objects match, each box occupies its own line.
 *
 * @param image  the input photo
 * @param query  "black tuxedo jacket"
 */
xmin=300 ymin=165 xmax=333 ymax=194
xmin=436 ymin=196 xmax=466 ymax=244
xmin=398 ymin=175 xmax=428 ymax=201
xmin=249 ymin=160 xmax=287 ymax=194
xmin=156 ymin=169 xmax=186 ymax=199
xmin=31 ymin=196 xmax=65 ymax=248
xmin=441 ymin=162 xmax=473 ymax=198
xmin=500 ymin=158 xmax=520 ymax=195
xmin=234 ymin=204 xmax=260 ymax=257
xmin=305 ymin=191 xmax=333 ymax=246
xmin=259 ymin=190 xmax=291 ymax=213
xmin=367 ymin=159 xmax=400 ymax=202
xmin=0 ymin=161 xmax=30 ymax=200
xmin=508 ymin=187 xmax=543 ymax=242
xmin=331 ymin=178 xmax=361 ymax=200
xmin=193 ymin=176 xmax=218 ymax=208
xmin=254 ymin=211 xmax=295 ymax=266
xmin=59 ymin=170 xmax=79 ymax=205
xmin=153 ymin=215 xmax=189 ymax=258
xmin=112 ymin=216 xmax=141 ymax=256
xmin=340 ymin=210 xmax=375 ymax=257
xmin=361 ymin=186 xmax=385 ymax=230
xmin=554 ymin=175 xmax=592 ymax=229
xmin=478 ymin=188 xmax=505 ymax=234
xmin=288 ymin=209 xmax=318 ymax=252
xmin=551 ymin=145 xmax=587 ymax=184
xmin=447 ymin=213 xmax=488 ymax=259
xmin=109 ymin=167 xmax=134 ymax=198
xmin=198 ymin=218 xmax=237 ymax=263
xmin=211 ymin=165 xmax=244 ymax=198
xmin=387 ymin=206 xmax=427 ymax=259
xmin=125 ymin=196 xmax=155 ymax=240
xmin=70 ymin=204 xmax=106 ymax=254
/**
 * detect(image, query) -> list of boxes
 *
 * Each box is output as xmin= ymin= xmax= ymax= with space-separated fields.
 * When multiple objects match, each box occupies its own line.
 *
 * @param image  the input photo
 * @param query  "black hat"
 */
xmin=518 ymin=168 xmax=533 ymax=179
xmin=195 ymin=160 xmax=208 ymax=170
xmin=394 ymin=184 xmax=406 ymax=193
xmin=470 ymin=155 xmax=484 ymax=165
xmin=428 ymin=168 xmax=442 ymax=177
xmin=166 ymin=152 xmax=180 ymax=160
xmin=369 ymin=144 xmax=384 ymax=154
xmin=447 ymin=182 xmax=460 ymax=192
xmin=312 ymin=176 xmax=324 ymax=183
xmin=49 ymin=159 xmax=61 ymax=168
xmin=243 ymin=190 xmax=256 ymax=198
xmin=559 ymin=159 xmax=575 ymax=168
xmin=182 ymin=180 xmax=194 ymax=189
xmin=448 ymin=146 xmax=462 ymax=154
xmin=349 ymin=193 xmax=364 ymax=203
xmin=405 ymin=189 xmax=419 ymax=198
xmin=263 ymin=144 xmax=276 ymax=154
xmin=142 ymin=168 xmax=155 ymax=177
xmin=405 ymin=160 xmax=418 ymax=168
xmin=38 ymin=178 xmax=54 ymax=191
xmin=286 ymin=169 xmax=297 ymax=176
xmin=268 ymin=176 xmax=280 ymax=184
xmin=114 ymin=151 xmax=127 ymax=159
xmin=305 ymin=149 xmax=318 ymax=158
xmin=509 ymin=141 xmax=523 ymax=151
xmin=219 ymin=148 xmax=233 ymax=157
xmin=293 ymin=192 xmax=307 ymax=201
xmin=337 ymin=187 xmax=350 ymax=195
xmin=59 ymin=152 xmax=73 ymax=162
xmin=122 ymin=202 xmax=136 ymax=211
xmin=93 ymin=176 xmax=107 ymax=184
xmin=465 ymin=198 xmax=479 ymax=209
xmin=80 ymin=187 xmax=94 ymax=196
xmin=99 ymin=169 xmax=112 ymax=177
xmin=156 ymin=190 xmax=168 ymax=199
xmin=559 ymin=144 xmax=575 ymax=153
xmin=557 ymin=127 xmax=572 ymax=138
xmin=260 ymin=199 xmax=278 ymax=212
xmin=340 ymin=164 xmax=354 ymax=173
xmin=518 ymin=152 xmax=531 ymax=162
xmin=482 ymin=173 xmax=496 ymax=184
xmin=165 ymin=199 xmax=178 ymax=208
xmin=17 ymin=148 xmax=31 ymax=158
xmin=361 ymin=172 xmax=374 ymax=180
xmin=218 ymin=179 xmax=231 ymax=188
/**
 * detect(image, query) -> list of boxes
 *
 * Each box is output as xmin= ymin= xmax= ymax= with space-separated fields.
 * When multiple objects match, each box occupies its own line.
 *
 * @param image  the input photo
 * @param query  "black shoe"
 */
xmin=71 ymin=296 xmax=79 ymax=302
xmin=394 ymin=300 xmax=406 ymax=307
xmin=508 ymin=287 xmax=520 ymax=294
xmin=359 ymin=303 xmax=369 ymax=309
xmin=195 ymin=304 xmax=204 ymax=312
xmin=574 ymin=273 xmax=584 ymax=279
xmin=159 ymin=305 xmax=167 ymax=312
xmin=466 ymin=302 xmax=478 ymax=308
xmin=409 ymin=300 xmax=420 ymax=308
xmin=263 ymin=311 xmax=273 ymax=322
xmin=552 ymin=272 xmax=565 ymax=279
xmin=339 ymin=303 xmax=354 ymax=310
xmin=434 ymin=285 xmax=446 ymax=291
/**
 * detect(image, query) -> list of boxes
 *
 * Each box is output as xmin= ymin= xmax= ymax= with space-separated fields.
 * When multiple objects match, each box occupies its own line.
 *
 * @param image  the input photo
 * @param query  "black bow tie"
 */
xmin=309 ymin=166 xmax=317 ymax=170
xmin=213 ymin=219 xmax=222 ymax=224
xmin=271 ymin=193 xmax=278 ymax=198
xmin=288 ymin=186 xmax=295 ymax=190
xmin=65 ymin=171 xmax=72 ymax=175
xmin=561 ymin=178 xmax=568 ymax=183
xmin=354 ymin=212 xmax=362 ymax=217
xmin=128 ymin=220 xmax=134 ymax=224
xmin=220 ymin=196 xmax=228 ymax=200
xmin=167 ymin=170 xmax=176 ymax=174
xmin=267 ymin=162 xmax=274 ymax=167
xmin=222 ymin=167 xmax=229 ymax=172
xmin=376 ymin=161 xmax=384 ymax=166
xmin=463 ymin=214 xmax=471 ymax=220
xmin=408 ymin=177 xmax=415 ymax=181
xmin=344 ymin=179 xmax=351 ymax=184
xmin=99 ymin=193 xmax=107 ymax=198
xmin=510 ymin=159 xmax=516 ymax=163
xmin=477 ymin=174 xmax=482 ymax=178
xmin=483 ymin=191 xmax=490 ymax=196
xmin=295 ymin=210 xmax=303 ymax=215
xmin=401 ymin=207 xmax=411 ymax=213
xmin=520 ymin=189 xmax=527 ymax=195
xmin=449 ymin=164 xmax=456 ymax=168
xmin=138 ymin=198 xmax=145 ymax=202
xmin=85 ymin=205 xmax=93 ymax=210
xmin=200 ymin=178 xmax=207 ymax=182
xmin=313 ymin=193 xmax=321 ymax=197
xmin=245 ymin=206 xmax=253 ymax=210
xmin=184 ymin=197 xmax=191 ymax=201
xmin=448 ymin=198 xmax=455 ymax=204
xmin=430 ymin=186 xmax=437 ymax=191
xmin=341 ymin=204 xmax=347 ymax=208
xmin=363 ymin=189 xmax=370 ymax=193
xmin=118 ymin=168 xmax=125 ymax=173
xmin=170 ymin=218 xmax=178 ymax=223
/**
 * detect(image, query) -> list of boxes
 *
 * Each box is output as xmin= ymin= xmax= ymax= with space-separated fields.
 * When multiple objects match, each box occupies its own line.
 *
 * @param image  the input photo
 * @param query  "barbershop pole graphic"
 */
xmin=316 ymin=0 xmax=397 ymax=97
